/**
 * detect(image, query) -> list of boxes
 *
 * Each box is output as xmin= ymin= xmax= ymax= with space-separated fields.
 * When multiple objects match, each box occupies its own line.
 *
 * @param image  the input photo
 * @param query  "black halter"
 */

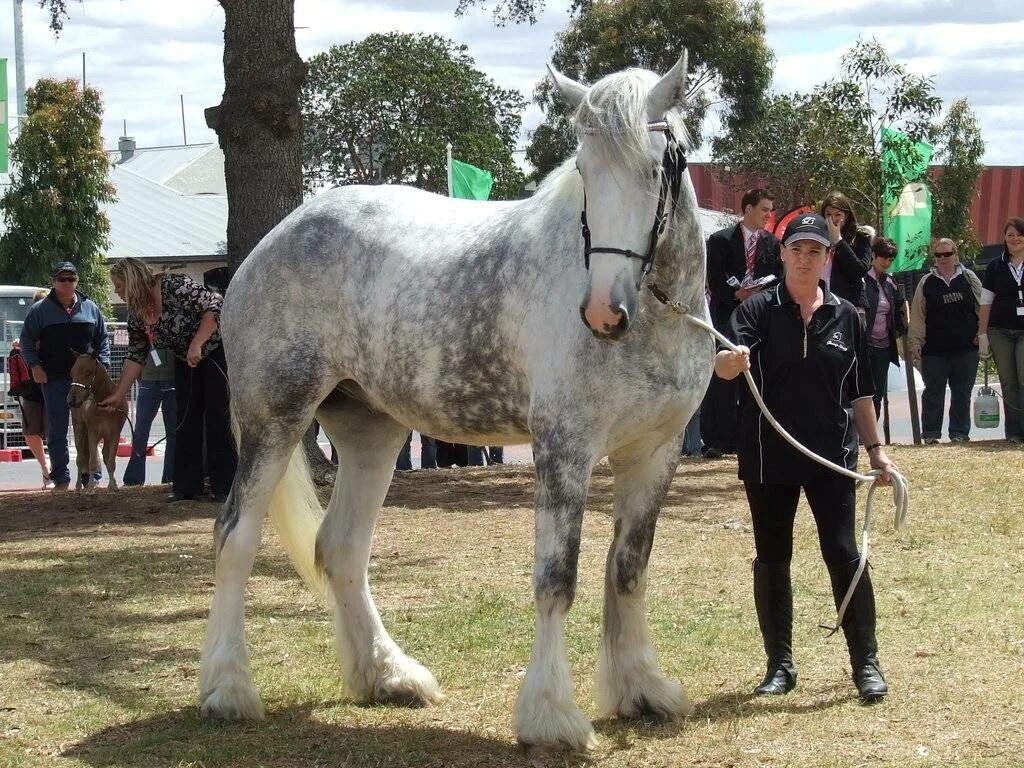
xmin=579 ymin=123 xmax=687 ymax=288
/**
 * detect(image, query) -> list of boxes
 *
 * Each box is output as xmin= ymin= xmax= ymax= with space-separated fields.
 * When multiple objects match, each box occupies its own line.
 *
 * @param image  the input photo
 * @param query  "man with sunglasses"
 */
xmin=19 ymin=262 xmax=110 ymax=490
xmin=862 ymin=237 xmax=909 ymax=418
xmin=908 ymin=240 xmax=982 ymax=444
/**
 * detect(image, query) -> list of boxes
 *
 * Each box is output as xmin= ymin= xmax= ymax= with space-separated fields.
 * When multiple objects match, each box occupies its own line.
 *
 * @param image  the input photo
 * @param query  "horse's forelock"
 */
xmin=573 ymin=69 xmax=691 ymax=179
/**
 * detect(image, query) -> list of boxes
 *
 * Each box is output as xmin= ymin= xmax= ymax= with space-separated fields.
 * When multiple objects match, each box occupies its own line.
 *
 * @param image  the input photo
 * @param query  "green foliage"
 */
xmin=300 ymin=32 xmax=526 ymax=200
xmin=931 ymin=99 xmax=985 ymax=264
xmin=0 ymin=78 xmax=114 ymax=311
xmin=455 ymin=0 xmax=590 ymax=25
xmin=526 ymin=0 xmax=774 ymax=181
xmin=714 ymin=38 xmax=945 ymax=230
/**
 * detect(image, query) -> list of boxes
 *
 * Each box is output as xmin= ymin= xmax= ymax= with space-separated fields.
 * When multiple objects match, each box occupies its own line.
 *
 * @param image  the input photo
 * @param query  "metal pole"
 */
xmin=13 ymin=0 xmax=26 ymax=124
xmin=82 ymin=52 xmax=86 ymax=89
xmin=446 ymin=142 xmax=453 ymax=198
xmin=180 ymin=94 xmax=187 ymax=144
xmin=900 ymin=271 xmax=922 ymax=444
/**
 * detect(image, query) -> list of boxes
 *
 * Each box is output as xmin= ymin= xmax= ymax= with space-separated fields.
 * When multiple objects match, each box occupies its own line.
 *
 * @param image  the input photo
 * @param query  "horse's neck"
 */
xmin=90 ymin=366 xmax=116 ymax=400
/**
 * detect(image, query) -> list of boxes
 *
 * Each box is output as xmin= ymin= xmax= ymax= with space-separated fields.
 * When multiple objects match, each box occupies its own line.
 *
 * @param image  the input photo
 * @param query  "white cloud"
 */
xmin=1 ymin=0 xmax=1020 ymax=164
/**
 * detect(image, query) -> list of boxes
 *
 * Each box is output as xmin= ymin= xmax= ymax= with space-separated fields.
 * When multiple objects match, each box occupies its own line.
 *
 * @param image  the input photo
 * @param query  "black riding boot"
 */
xmin=827 ymin=558 xmax=888 ymax=701
xmin=752 ymin=559 xmax=797 ymax=695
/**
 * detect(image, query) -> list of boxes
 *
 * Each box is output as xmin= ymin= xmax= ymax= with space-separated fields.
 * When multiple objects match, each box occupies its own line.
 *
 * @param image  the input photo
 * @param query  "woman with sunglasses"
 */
xmin=908 ymin=239 xmax=982 ymax=443
xmin=862 ymin=237 xmax=909 ymax=418
xmin=977 ymin=217 xmax=1024 ymax=444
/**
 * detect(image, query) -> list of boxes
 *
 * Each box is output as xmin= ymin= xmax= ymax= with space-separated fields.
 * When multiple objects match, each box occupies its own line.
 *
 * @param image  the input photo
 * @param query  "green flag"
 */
xmin=1 ymin=58 xmax=9 ymax=174
xmin=881 ymin=127 xmax=933 ymax=272
xmin=450 ymin=158 xmax=493 ymax=200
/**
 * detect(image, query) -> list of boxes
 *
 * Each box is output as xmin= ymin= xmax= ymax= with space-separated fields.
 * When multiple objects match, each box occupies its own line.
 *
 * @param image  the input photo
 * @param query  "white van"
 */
xmin=1 ymin=284 xmax=48 ymax=331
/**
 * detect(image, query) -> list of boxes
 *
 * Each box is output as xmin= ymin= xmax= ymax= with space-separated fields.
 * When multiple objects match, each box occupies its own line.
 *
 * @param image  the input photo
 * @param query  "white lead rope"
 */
xmin=653 ymin=290 xmax=909 ymax=634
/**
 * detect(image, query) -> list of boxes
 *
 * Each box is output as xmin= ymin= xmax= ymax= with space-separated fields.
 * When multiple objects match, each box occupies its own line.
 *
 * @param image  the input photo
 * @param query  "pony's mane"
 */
xmin=532 ymin=68 xmax=691 ymax=204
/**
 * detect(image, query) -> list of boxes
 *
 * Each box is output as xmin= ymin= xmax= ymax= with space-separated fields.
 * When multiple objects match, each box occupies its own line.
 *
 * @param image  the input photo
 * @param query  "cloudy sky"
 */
xmin=1 ymin=0 xmax=1021 ymax=165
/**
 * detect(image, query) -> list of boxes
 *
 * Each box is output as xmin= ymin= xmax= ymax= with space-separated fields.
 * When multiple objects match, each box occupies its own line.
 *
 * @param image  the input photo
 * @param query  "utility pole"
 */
xmin=13 ymin=0 xmax=27 ymax=124
xmin=180 ymin=94 xmax=187 ymax=145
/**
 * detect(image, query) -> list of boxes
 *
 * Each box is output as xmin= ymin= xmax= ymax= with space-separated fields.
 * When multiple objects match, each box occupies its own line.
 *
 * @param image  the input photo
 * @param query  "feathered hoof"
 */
xmin=199 ymin=681 xmax=266 ymax=721
xmin=600 ymin=672 xmax=692 ymax=721
xmin=370 ymin=654 xmax=444 ymax=707
xmin=514 ymin=692 xmax=598 ymax=752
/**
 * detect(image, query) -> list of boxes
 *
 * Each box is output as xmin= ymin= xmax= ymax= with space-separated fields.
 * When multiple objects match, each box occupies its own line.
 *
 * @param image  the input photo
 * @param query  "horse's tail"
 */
xmin=229 ymin=416 xmax=329 ymax=602
xmin=266 ymin=447 xmax=330 ymax=601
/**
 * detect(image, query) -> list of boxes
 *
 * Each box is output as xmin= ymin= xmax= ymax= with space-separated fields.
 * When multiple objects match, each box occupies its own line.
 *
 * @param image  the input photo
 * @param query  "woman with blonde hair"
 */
xmin=100 ymin=257 xmax=236 ymax=502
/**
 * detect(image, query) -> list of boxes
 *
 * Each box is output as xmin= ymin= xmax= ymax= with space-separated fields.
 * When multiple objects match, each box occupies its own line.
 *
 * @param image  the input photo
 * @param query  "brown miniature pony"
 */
xmin=67 ymin=352 xmax=127 ymax=491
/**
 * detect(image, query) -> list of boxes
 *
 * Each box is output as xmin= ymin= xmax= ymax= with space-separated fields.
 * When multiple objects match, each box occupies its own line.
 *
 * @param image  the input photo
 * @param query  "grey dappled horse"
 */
xmin=199 ymin=54 xmax=713 ymax=750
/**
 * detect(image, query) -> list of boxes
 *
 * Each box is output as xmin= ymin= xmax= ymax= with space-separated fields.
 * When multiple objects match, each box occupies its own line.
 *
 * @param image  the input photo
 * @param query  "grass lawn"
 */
xmin=1 ymin=441 xmax=1022 ymax=767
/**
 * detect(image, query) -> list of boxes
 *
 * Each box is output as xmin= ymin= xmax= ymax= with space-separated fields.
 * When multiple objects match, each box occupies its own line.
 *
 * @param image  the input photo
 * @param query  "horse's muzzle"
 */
xmin=580 ymin=304 xmax=630 ymax=341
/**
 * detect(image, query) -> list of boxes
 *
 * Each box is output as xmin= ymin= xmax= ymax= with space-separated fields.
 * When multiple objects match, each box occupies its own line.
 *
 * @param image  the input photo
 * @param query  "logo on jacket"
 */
xmin=826 ymin=330 xmax=849 ymax=352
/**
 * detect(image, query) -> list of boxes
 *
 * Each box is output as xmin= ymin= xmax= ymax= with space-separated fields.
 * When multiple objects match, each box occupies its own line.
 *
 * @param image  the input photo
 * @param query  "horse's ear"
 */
xmin=546 ymin=63 xmax=587 ymax=110
xmin=89 ymin=349 xmax=99 ymax=360
xmin=71 ymin=349 xmax=80 ymax=360
xmin=647 ymin=50 xmax=689 ymax=117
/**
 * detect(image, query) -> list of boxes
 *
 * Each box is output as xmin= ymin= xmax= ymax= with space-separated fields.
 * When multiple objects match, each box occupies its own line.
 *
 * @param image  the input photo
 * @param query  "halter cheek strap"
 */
xmin=579 ymin=125 xmax=687 ymax=288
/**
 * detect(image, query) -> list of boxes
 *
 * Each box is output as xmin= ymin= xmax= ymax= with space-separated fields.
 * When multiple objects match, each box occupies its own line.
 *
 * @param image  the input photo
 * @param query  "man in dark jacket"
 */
xmin=701 ymin=189 xmax=782 ymax=457
xmin=19 ymin=262 xmax=110 ymax=489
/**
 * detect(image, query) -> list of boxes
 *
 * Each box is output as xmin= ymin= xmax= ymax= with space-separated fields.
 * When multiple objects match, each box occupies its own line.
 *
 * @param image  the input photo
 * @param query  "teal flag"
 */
xmin=1 ymin=58 xmax=9 ymax=174
xmin=881 ymin=127 xmax=933 ymax=272
xmin=450 ymin=158 xmax=493 ymax=200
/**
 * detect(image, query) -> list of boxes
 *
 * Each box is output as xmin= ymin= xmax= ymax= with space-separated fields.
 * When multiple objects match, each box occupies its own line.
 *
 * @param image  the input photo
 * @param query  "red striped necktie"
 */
xmin=745 ymin=230 xmax=758 ymax=275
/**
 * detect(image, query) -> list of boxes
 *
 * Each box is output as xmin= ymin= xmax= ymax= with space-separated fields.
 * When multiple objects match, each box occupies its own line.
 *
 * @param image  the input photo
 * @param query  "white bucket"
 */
xmin=974 ymin=388 xmax=1000 ymax=429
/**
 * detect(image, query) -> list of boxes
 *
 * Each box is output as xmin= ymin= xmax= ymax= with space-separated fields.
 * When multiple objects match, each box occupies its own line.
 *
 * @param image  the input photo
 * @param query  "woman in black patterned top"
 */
xmin=101 ymin=258 xmax=237 ymax=503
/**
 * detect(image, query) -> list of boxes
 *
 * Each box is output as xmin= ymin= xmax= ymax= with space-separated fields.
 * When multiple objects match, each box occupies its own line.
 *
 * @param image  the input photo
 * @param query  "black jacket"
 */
xmin=862 ymin=270 xmax=909 ymax=365
xmin=706 ymin=224 xmax=782 ymax=331
xmin=980 ymin=251 xmax=1024 ymax=331
xmin=828 ymin=232 xmax=871 ymax=307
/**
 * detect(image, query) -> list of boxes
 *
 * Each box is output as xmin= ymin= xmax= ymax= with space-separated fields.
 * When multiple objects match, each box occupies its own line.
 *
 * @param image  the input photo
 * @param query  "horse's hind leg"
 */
xmin=199 ymin=414 xmax=312 ymax=720
xmin=315 ymin=394 xmax=442 ymax=706
xmin=598 ymin=436 xmax=692 ymax=721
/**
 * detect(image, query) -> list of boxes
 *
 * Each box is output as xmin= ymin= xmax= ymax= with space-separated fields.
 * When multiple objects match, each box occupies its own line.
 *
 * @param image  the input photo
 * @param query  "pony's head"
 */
xmin=67 ymin=350 xmax=102 ymax=408
xmin=548 ymin=53 xmax=690 ymax=341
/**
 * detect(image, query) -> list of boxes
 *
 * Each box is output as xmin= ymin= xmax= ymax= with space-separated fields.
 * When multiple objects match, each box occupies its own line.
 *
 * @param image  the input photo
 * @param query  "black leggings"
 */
xmin=744 ymin=474 xmax=859 ymax=566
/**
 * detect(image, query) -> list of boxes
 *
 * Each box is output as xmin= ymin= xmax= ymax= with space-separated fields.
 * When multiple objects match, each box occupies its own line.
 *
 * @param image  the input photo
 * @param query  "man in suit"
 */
xmin=701 ymin=189 xmax=782 ymax=458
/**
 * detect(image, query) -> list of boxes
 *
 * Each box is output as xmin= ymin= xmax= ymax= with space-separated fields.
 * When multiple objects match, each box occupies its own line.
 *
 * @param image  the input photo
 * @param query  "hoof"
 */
xmin=199 ymin=681 xmax=265 ymax=721
xmin=604 ymin=674 xmax=691 ymax=720
xmin=514 ymin=694 xmax=597 ymax=752
xmin=359 ymin=654 xmax=443 ymax=706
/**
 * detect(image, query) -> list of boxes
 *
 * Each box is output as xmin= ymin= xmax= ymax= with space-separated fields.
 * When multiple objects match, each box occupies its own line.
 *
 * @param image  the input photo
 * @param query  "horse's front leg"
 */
xmin=103 ymin=427 xmax=120 ymax=490
xmin=71 ymin=411 xmax=91 ymax=491
xmin=598 ymin=435 xmax=692 ymax=721
xmin=513 ymin=430 xmax=596 ymax=751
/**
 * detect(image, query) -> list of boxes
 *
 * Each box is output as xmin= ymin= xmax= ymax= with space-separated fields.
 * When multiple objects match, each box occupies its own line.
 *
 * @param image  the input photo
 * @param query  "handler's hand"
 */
xmin=98 ymin=392 xmax=127 ymax=412
xmin=735 ymin=287 xmax=757 ymax=301
xmin=714 ymin=347 xmax=750 ymax=380
xmin=868 ymin=447 xmax=895 ymax=485
xmin=186 ymin=341 xmax=203 ymax=368
xmin=31 ymin=365 xmax=48 ymax=384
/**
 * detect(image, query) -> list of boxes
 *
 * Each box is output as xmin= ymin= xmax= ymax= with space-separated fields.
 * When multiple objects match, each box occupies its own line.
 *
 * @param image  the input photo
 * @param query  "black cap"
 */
xmin=783 ymin=213 xmax=830 ymax=247
xmin=52 ymin=261 xmax=78 ymax=277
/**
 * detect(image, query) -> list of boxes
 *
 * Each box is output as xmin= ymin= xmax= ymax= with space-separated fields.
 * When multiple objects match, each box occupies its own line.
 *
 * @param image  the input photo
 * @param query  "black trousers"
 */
xmin=173 ymin=346 xmax=237 ymax=497
xmin=700 ymin=372 xmax=738 ymax=452
xmin=743 ymin=474 xmax=859 ymax=566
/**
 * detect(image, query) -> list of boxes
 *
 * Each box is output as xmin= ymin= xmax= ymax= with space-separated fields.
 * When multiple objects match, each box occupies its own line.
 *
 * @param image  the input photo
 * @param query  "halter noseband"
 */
xmin=579 ymin=121 xmax=687 ymax=288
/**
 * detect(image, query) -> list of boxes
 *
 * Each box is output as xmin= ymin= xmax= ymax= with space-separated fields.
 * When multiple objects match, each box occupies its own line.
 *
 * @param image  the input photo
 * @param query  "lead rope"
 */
xmin=648 ymin=284 xmax=909 ymax=635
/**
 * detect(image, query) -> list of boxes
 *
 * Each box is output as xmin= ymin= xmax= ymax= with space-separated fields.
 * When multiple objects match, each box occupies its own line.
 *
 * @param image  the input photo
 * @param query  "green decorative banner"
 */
xmin=450 ymin=158 xmax=493 ymax=201
xmin=881 ymin=126 xmax=933 ymax=273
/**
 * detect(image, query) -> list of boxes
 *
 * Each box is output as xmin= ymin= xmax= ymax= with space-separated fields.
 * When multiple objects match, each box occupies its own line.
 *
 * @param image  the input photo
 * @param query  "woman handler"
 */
xmin=715 ymin=213 xmax=897 ymax=702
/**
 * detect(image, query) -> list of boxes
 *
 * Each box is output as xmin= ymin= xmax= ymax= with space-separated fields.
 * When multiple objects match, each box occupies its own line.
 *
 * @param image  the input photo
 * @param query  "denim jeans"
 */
xmin=41 ymin=378 xmax=72 ymax=485
xmin=921 ymin=349 xmax=979 ymax=440
xmin=681 ymin=411 xmax=703 ymax=456
xmin=396 ymin=433 xmax=438 ymax=470
xmin=988 ymin=328 xmax=1024 ymax=440
xmin=124 ymin=379 xmax=176 ymax=485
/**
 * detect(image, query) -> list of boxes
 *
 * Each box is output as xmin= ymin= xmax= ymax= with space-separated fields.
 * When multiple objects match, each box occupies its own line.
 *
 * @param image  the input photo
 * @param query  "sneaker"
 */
xmin=42 ymin=470 xmax=54 ymax=490
xmin=950 ymin=435 xmax=970 ymax=443
xmin=165 ymin=493 xmax=195 ymax=504
xmin=923 ymin=438 xmax=939 ymax=445
xmin=1009 ymin=436 xmax=1024 ymax=444
xmin=53 ymin=482 xmax=70 ymax=491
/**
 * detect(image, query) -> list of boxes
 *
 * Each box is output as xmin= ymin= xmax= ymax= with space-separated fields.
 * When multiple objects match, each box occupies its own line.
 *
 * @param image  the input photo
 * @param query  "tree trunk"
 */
xmin=207 ymin=0 xmax=305 ymax=272
xmin=208 ymin=0 xmax=337 ymax=484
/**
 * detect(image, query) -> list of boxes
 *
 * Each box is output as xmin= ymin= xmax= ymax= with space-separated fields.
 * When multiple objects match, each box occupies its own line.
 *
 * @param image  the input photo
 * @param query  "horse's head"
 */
xmin=68 ymin=350 xmax=101 ymax=408
xmin=549 ymin=53 xmax=690 ymax=341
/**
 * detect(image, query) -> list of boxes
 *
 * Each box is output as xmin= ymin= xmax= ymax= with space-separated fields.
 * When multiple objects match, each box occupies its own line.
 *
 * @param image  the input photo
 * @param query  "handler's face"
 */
xmin=782 ymin=239 xmax=829 ymax=281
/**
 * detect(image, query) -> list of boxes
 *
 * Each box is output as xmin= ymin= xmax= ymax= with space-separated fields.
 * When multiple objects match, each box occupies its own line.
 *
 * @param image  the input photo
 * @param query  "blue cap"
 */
xmin=52 ymin=261 xmax=78 ymax=277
